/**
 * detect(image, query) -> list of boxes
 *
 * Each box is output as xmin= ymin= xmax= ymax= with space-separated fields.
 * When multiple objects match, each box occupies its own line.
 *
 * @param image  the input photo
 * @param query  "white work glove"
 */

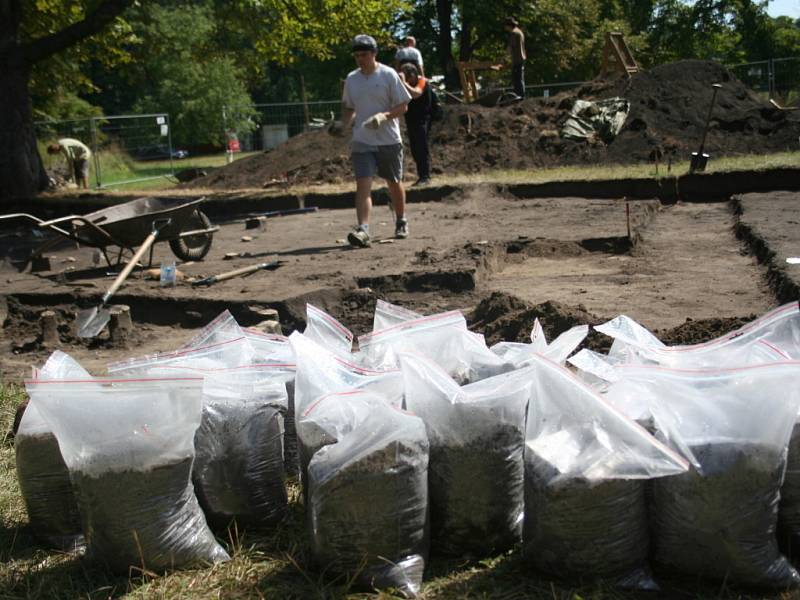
xmin=364 ymin=112 xmax=388 ymax=129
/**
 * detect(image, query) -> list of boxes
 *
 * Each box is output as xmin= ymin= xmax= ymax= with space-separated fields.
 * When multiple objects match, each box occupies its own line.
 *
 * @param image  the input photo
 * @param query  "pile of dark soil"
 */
xmin=187 ymin=60 xmax=799 ymax=189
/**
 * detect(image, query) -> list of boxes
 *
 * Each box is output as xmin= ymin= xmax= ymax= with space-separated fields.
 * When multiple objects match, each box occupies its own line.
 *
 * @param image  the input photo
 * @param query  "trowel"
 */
xmin=689 ymin=83 xmax=722 ymax=173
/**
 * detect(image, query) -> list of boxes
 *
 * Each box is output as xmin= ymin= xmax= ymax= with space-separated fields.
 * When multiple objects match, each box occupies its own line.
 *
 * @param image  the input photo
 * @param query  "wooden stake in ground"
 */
xmin=109 ymin=304 xmax=133 ymax=342
xmin=40 ymin=310 xmax=59 ymax=346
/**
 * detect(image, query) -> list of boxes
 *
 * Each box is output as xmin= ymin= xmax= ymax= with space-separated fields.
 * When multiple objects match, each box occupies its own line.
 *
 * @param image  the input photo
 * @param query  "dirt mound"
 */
xmin=188 ymin=60 xmax=799 ymax=190
xmin=654 ymin=315 xmax=756 ymax=345
xmin=469 ymin=292 xmax=599 ymax=346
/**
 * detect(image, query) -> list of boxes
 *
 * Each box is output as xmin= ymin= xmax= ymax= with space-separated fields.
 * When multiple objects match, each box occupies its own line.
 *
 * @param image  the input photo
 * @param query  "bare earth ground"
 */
xmin=0 ymin=185 xmax=782 ymax=380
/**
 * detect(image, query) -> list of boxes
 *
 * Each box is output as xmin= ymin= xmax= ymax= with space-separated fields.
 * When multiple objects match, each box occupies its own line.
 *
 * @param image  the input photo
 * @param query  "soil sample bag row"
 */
xmin=193 ymin=370 xmax=289 ymax=530
xmin=400 ymin=352 xmax=529 ymax=557
xmin=301 ymin=391 xmax=429 ymax=597
xmin=596 ymin=301 xmax=800 ymax=368
xmin=16 ymin=351 xmax=87 ymax=550
xmin=358 ymin=310 xmax=512 ymax=384
xmin=522 ymin=355 xmax=688 ymax=590
xmin=26 ymin=377 xmax=229 ymax=573
xmin=607 ymin=362 xmax=800 ymax=588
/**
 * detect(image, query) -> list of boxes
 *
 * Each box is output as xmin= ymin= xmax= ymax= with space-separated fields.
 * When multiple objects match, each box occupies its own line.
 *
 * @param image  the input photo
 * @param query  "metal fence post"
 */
xmin=90 ymin=116 xmax=102 ymax=188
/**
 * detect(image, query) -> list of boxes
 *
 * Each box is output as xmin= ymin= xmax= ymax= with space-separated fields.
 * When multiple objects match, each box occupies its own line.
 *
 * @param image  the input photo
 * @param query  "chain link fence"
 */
xmin=728 ymin=56 xmax=800 ymax=104
xmin=35 ymin=113 xmax=180 ymax=189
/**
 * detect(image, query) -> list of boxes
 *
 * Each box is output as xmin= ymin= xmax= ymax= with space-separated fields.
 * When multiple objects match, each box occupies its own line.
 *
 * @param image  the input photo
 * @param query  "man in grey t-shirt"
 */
xmin=337 ymin=34 xmax=412 ymax=248
xmin=395 ymin=36 xmax=425 ymax=77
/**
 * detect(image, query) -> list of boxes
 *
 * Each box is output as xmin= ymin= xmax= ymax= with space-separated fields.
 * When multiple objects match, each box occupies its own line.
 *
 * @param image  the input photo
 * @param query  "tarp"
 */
xmin=560 ymin=97 xmax=630 ymax=143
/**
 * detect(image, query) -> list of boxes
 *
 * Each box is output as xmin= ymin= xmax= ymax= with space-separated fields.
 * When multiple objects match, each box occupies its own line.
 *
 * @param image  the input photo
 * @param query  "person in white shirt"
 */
xmin=337 ymin=34 xmax=412 ymax=248
xmin=47 ymin=138 xmax=92 ymax=188
xmin=394 ymin=36 xmax=425 ymax=78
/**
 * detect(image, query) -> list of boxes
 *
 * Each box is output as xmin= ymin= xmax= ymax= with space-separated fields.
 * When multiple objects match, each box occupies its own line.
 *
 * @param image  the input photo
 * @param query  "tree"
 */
xmin=0 ymin=0 xmax=135 ymax=201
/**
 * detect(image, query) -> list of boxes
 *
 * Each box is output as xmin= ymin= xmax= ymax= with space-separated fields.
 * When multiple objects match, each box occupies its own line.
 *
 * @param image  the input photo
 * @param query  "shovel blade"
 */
xmin=76 ymin=306 xmax=111 ymax=338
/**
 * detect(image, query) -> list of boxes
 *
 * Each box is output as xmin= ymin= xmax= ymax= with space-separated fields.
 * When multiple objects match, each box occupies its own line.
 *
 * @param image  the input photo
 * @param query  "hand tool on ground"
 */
xmin=770 ymin=98 xmax=799 ymax=112
xmin=689 ymin=83 xmax=723 ymax=173
xmin=191 ymin=260 xmax=282 ymax=287
xmin=75 ymin=218 xmax=170 ymax=338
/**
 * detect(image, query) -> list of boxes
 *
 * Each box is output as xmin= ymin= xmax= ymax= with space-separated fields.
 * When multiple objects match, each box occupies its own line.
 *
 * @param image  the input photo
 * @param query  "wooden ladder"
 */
xmin=600 ymin=32 xmax=639 ymax=78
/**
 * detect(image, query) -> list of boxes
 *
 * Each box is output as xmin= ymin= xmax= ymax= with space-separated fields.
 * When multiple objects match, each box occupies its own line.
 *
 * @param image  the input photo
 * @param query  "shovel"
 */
xmin=75 ymin=219 xmax=170 ymax=338
xmin=191 ymin=260 xmax=282 ymax=287
xmin=689 ymin=83 xmax=722 ymax=173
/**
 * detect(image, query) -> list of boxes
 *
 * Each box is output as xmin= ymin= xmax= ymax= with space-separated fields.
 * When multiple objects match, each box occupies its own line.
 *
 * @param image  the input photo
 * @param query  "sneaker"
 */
xmin=347 ymin=228 xmax=371 ymax=248
xmin=395 ymin=218 xmax=409 ymax=239
xmin=412 ymin=177 xmax=431 ymax=187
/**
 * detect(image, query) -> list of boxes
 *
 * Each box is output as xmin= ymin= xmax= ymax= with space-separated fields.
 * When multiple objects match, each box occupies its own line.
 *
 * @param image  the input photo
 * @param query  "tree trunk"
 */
xmin=436 ymin=0 xmax=459 ymax=90
xmin=0 ymin=57 xmax=48 ymax=201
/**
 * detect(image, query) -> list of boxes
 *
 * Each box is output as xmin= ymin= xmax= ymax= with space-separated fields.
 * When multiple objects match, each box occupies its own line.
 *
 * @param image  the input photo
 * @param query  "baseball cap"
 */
xmin=352 ymin=34 xmax=378 ymax=53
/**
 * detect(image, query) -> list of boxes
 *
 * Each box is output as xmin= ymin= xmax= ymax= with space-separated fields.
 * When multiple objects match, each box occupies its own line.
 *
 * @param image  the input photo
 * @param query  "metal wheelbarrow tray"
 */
xmin=1 ymin=196 xmax=218 ymax=266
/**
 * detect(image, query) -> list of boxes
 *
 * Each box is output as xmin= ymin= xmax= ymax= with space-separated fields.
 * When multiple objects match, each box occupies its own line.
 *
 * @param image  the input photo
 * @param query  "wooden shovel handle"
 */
xmin=213 ymin=263 xmax=267 ymax=282
xmin=102 ymin=230 xmax=161 ymax=303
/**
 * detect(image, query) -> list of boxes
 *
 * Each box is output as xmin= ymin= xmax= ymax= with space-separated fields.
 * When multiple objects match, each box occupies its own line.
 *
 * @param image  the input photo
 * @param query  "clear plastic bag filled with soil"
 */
xmin=26 ymin=377 xmax=229 ymax=573
xmin=193 ymin=372 xmax=289 ymax=530
xmin=16 ymin=351 xmax=89 ymax=550
xmin=653 ymin=441 xmax=798 ymax=588
xmin=304 ymin=391 xmax=429 ymax=597
xmin=400 ymin=352 xmax=529 ymax=557
xmin=521 ymin=355 xmax=688 ymax=589
xmin=608 ymin=363 xmax=800 ymax=588
xmin=779 ymin=423 xmax=800 ymax=554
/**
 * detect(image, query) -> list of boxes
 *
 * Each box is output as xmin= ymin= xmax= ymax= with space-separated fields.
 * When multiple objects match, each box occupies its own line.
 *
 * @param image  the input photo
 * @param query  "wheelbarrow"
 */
xmin=0 ymin=196 xmax=218 ymax=267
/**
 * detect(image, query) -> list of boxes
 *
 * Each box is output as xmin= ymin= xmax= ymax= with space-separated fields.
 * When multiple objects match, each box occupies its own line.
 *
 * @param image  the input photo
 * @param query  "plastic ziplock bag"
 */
xmin=567 ymin=348 xmax=622 ymax=392
xmin=16 ymin=351 xmax=87 ymax=550
xmin=290 ymin=332 xmax=403 ymax=416
xmin=304 ymin=304 xmax=353 ymax=357
xmin=180 ymin=309 xmax=245 ymax=349
xmin=359 ymin=310 xmax=511 ymax=384
xmin=522 ymin=354 xmax=688 ymax=589
xmin=107 ymin=336 xmax=253 ymax=374
xmin=606 ymin=362 xmax=800 ymax=588
xmin=243 ymin=328 xmax=294 ymax=363
xmin=26 ymin=377 xmax=229 ymax=573
xmin=400 ymin=352 xmax=529 ymax=557
xmin=373 ymin=299 xmax=422 ymax=331
xmin=596 ymin=302 xmax=799 ymax=367
xmin=490 ymin=319 xmax=588 ymax=367
xmin=193 ymin=370 xmax=289 ymax=530
xmin=303 ymin=390 xmax=429 ymax=597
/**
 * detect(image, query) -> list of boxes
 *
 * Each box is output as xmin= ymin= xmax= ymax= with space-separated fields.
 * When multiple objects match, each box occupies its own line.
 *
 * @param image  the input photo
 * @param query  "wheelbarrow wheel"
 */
xmin=169 ymin=209 xmax=213 ymax=261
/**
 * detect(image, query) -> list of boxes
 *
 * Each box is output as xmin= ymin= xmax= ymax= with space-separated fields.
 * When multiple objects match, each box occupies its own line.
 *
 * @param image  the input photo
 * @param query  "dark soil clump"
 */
xmin=186 ymin=60 xmax=799 ymax=189
xmin=654 ymin=315 xmax=756 ymax=345
xmin=15 ymin=432 xmax=83 ymax=550
xmin=193 ymin=403 xmax=287 ymax=530
xmin=72 ymin=457 xmax=229 ymax=573
xmin=652 ymin=441 xmax=798 ymax=588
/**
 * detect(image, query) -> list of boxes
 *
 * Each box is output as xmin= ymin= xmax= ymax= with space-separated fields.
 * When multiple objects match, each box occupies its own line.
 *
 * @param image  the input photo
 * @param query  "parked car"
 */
xmin=134 ymin=145 xmax=189 ymax=161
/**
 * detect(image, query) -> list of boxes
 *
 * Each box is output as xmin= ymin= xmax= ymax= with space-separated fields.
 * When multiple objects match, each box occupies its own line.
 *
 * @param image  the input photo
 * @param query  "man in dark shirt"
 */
xmin=398 ymin=63 xmax=432 ymax=186
xmin=504 ymin=17 xmax=527 ymax=99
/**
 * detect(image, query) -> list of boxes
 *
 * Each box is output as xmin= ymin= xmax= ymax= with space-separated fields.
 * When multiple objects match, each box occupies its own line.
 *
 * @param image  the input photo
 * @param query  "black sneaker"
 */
xmin=412 ymin=178 xmax=431 ymax=187
xmin=395 ymin=218 xmax=409 ymax=239
xmin=347 ymin=228 xmax=371 ymax=247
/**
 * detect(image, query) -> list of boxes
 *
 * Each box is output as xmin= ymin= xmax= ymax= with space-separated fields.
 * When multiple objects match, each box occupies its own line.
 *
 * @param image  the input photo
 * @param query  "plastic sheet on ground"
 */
xmin=26 ymin=377 xmax=229 ymax=573
xmin=522 ymin=354 xmax=688 ymax=589
xmin=560 ymin=97 xmax=630 ymax=143
xmin=606 ymin=362 xmax=800 ymax=588
xmin=303 ymin=390 xmax=429 ymax=597
xmin=400 ymin=352 xmax=530 ymax=557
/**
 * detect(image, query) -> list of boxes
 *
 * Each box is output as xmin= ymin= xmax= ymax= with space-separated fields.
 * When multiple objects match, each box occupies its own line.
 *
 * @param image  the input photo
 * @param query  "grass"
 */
xmin=2 ymin=381 xmax=799 ymax=599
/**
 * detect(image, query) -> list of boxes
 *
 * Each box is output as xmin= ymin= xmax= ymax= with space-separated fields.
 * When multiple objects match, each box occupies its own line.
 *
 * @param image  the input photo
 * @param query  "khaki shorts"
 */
xmin=351 ymin=143 xmax=403 ymax=182
xmin=73 ymin=158 xmax=89 ymax=180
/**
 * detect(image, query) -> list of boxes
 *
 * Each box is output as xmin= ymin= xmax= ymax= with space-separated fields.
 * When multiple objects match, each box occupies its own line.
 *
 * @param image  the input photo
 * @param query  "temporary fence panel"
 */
xmin=36 ymin=113 xmax=179 ymax=189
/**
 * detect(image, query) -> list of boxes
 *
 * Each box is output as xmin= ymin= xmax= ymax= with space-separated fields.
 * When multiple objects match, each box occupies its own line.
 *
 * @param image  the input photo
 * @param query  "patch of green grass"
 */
xmin=0 ymin=382 xmax=795 ymax=599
